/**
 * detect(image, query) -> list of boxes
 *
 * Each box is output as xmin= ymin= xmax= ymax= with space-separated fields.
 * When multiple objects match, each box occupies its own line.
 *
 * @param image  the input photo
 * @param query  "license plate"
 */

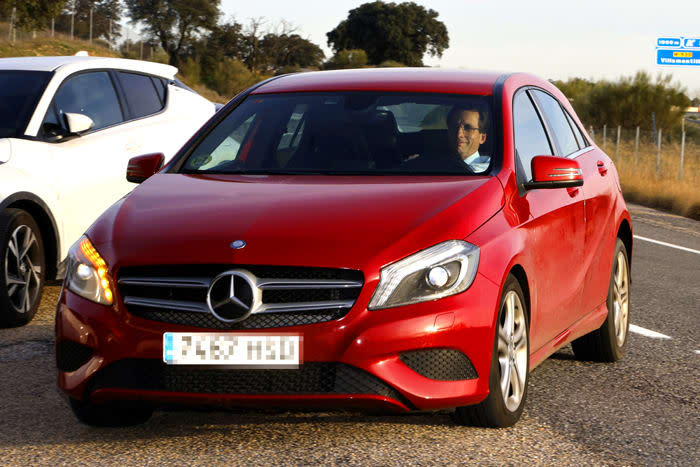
xmin=163 ymin=332 xmax=301 ymax=368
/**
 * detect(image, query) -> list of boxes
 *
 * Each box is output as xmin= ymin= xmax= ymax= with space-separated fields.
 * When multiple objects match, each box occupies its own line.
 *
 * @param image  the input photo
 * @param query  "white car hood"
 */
xmin=0 ymin=139 xmax=11 ymax=163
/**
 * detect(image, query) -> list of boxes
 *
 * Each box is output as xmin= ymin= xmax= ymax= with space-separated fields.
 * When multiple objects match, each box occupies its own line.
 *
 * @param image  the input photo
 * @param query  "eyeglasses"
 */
xmin=456 ymin=124 xmax=482 ymax=133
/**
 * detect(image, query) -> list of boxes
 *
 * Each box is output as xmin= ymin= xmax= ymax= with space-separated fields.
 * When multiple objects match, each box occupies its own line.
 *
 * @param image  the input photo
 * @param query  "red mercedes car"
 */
xmin=56 ymin=69 xmax=632 ymax=428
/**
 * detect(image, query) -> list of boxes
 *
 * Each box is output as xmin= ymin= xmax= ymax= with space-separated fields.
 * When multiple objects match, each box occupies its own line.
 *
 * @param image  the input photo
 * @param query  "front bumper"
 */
xmin=56 ymin=272 xmax=500 ymax=412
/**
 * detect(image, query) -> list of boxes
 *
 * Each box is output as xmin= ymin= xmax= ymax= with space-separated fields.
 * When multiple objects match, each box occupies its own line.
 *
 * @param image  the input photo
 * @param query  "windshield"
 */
xmin=0 ymin=71 xmax=51 ymax=139
xmin=181 ymin=92 xmax=495 ymax=175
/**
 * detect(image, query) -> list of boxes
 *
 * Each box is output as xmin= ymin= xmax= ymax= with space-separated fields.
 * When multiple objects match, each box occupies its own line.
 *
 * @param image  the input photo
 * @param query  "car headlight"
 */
xmin=65 ymin=236 xmax=114 ymax=305
xmin=368 ymin=240 xmax=480 ymax=310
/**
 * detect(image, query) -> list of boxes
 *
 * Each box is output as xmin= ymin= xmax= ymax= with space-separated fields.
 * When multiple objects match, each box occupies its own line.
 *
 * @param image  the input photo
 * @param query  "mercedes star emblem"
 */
xmin=206 ymin=269 xmax=261 ymax=323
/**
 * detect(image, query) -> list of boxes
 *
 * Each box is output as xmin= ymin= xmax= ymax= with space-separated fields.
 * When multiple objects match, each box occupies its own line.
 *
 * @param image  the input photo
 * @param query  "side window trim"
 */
xmin=108 ymin=69 xmax=131 ymax=121
xmin=528 ymin=89 xmax=565 ymax=157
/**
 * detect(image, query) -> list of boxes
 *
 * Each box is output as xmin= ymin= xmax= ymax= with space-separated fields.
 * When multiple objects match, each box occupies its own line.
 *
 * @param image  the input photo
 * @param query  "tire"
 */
xmin=571 ymin=238 xmax=630 ymax=362
xmin=69 ymin=397 xmax=153 ymax=427
xmin=0 ymin=209 xmax=46 ymax=327
xmin=452 ymin=275 xmax=529 ymax=428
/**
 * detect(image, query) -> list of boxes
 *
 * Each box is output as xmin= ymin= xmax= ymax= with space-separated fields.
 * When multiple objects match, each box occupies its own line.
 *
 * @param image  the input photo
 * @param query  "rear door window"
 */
xmin=513 ymin=91 xmax=553 ymax=182
xmin=52 ymin=71 xmax=123 ymax=131
xmin=564 ymin=110 xmax=588 ymax=149
xmin=116 ymin=71 xmax=164 ymax=119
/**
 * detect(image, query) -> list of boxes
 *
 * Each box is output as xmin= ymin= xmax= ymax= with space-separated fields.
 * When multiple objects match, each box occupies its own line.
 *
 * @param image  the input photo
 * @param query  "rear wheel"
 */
xmin=572 ymin=238 xmax=630 ymax=362
xmin=69 ymin=397 xmax=153 ymax=427
xmin=452 ymin=275 xmax=529 ymax=427
xmin=0 ymin=209 xmax=45 ymax=327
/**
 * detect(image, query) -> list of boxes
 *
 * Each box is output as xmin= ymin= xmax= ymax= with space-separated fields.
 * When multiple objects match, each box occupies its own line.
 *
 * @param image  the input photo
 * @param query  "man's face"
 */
xmin=448 ymin=110 xmax=487 ymax=160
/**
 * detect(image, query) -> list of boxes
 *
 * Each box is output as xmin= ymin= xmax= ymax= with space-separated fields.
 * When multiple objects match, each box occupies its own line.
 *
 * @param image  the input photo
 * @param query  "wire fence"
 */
xmin=0 ymin=9 xmax=162 ymax=61
xmin=587 ymin=123 xmax=699 ymax=182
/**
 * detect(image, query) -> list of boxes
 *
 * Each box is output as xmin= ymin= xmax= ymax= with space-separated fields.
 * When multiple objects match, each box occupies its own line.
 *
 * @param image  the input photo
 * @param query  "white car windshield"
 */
xmin=0 ymin=70 xmax=51 ymax=139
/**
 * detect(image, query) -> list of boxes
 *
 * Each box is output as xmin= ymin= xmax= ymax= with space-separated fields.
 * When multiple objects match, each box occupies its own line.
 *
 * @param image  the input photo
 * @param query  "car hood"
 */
xmin=89 ymin=174 xmax=504 ymax=276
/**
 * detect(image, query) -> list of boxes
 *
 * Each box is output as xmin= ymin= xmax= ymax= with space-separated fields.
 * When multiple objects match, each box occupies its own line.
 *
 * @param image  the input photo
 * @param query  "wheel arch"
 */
xmin=508 ymin=264 xmax=531 ymax=329
xmin=617 ymin=218 xmax=633 ymax=277
xmin=0 ymin=192 xmax=60 ymax=280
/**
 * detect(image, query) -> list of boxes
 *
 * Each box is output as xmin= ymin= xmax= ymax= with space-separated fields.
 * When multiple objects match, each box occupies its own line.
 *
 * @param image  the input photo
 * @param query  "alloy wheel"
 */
xmin=4 ymin=225 xmax=42 ymax=314
xmin=497 ymin=290 xmax=528 ymax=412
xmin=612 ymin=250 xmax=629 ymax=347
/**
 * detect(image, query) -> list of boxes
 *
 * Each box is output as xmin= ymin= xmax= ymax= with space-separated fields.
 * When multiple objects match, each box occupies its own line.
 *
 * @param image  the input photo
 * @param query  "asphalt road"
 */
xmin=0 ymin=203 xmax=697 ymax=466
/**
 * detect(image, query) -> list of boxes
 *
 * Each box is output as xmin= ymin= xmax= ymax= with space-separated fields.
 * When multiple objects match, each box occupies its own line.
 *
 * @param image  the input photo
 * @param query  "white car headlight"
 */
xmin=368 ymin=240 xmax=480 ymax=310
xmin=65 ymin=236 xmax=114 ymax=305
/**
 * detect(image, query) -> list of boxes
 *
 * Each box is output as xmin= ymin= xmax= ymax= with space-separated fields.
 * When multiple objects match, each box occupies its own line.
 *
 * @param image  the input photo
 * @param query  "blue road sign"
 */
xmin=657 ymin=37 xmax=682 ymax=47
xmin=657 ymin=49 xmax=700 ymax=66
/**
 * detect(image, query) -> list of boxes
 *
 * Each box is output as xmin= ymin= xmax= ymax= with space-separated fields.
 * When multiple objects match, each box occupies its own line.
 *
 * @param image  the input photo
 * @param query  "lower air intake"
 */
xmin=399 ymin=348 xmax=477 ymax=381
xmin=56 ymin=340 xmax=94 ymax=372
xmin=89 ymin=359 xmax=410 ymax=406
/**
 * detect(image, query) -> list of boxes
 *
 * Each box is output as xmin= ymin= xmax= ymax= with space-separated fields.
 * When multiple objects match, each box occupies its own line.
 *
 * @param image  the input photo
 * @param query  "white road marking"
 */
xmin=629 ymin=324 xmax=672 ymax=340
xmin=633 ymin=235 xmax=700 ymax=255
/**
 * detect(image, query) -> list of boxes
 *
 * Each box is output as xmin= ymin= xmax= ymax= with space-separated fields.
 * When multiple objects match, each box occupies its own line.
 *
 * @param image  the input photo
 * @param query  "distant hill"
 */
xmin=0 ymin=36 xmax=120 ymax=59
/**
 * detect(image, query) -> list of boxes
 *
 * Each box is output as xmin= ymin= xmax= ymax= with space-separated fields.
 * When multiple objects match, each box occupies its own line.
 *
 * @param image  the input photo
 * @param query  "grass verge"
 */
xmin=613 ymin=140 xmax=700 ymax=221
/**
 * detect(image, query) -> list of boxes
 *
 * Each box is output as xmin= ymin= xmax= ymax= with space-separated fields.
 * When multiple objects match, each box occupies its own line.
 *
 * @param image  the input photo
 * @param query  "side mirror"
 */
xmin=127 ymin=153 xmax=165 ymax=184
xmin=63 ymin=112 xmax=94 ymax=135
xmin=524 ymin=155 xmax=583 ymax=190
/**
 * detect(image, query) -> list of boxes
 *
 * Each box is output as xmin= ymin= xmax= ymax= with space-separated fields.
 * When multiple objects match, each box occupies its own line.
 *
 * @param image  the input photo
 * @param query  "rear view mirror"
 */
xmin=63 ymin=113 xmax=94 ymax=135
xmin=127 ymin=153 xmax=165 ymax=184
xmin=524 ymin=155 xmax=583 ymax=190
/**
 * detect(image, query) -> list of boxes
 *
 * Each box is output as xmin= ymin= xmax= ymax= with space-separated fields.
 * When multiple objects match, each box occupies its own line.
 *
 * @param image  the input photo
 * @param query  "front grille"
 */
xmin=399 ymin=348 xmax=478 ymax=381
xmin=56 ymin=340 xmax=94 ymax=372
xmin=118 ymin=265 xmax=364 ymax=330
xmin=89 ymin=359 xmax=410 ymax=407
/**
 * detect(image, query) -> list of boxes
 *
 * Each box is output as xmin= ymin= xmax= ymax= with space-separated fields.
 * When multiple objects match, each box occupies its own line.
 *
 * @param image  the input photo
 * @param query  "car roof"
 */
xmin=0 ymin=55 xmax=178 ymax=79
xmin=252 ymin=68 xmax=506 ymax=95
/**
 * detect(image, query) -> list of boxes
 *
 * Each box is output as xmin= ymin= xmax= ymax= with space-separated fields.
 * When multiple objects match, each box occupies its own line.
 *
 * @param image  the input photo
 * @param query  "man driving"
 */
xmin=446 ymin=103 xmax=491 ymax=172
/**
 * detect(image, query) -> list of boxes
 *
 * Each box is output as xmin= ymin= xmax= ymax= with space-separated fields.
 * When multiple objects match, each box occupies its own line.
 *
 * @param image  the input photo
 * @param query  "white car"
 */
xmin=0 ymin=55 xmax=215 ymax=326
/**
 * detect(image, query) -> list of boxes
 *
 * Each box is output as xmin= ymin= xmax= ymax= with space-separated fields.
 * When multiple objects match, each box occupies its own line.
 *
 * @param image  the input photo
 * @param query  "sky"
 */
xmin=216 ymin=0 xmax=700 ymax=97
xmin=124 ymin=0 xmax=700 ymax=97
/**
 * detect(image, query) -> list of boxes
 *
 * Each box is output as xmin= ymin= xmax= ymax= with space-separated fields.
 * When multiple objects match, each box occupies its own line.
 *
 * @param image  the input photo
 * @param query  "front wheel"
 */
xmin=70 ymin=398 xmax=153 ymax=427
xmin=0 ymin=209 xmax=45 ymax=327
xmin=572 ymin=238 xmax=630 ymax=362
xmin=452 ymin=275 xmax=529 ymax=427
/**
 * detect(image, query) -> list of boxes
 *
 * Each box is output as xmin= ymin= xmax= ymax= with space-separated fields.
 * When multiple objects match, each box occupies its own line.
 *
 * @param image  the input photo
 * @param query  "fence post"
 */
xmin=656 ymin=129 xmax=662 ymax=176
xmin=603 ymin=124 xmax=607 ymax=150
xmin=51 ymin=17 xmax=55 ymax=37
xmin=89 ymin=8 xmax=93 ymax=44
xmin=679 ymin=130 xmax=686 ymax=181
xmin=70 ymin=8 xmax=74 ymax=40
xmin=140 ymin=41 xmax=144 ymax=60
xmin=8 ymin=7 xmax=15 ymax=41
xmin=634 ymin=126 xmax=640 ymax=165
xmin=615 ymin=125 xmax=621 ymax=161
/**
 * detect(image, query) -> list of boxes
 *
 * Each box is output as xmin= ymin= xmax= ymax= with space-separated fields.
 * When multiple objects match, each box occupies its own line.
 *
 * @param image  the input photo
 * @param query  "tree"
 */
xmin=553 ymin=71 xmax=690 ymax=130
xmin=55 ymin=0 xmax=122 ymax=42
xmin=259 ymin=33 xmax=324 ymax=73
xmin=0 ymin=0 xmax=66 ymax=31
xmin=324 ymin=49 xmax=368 ymax=69
xmin=124 ymin=0 xmax=220 ymax=67
xmin=326 ymin=1 xmax=449 ymax=66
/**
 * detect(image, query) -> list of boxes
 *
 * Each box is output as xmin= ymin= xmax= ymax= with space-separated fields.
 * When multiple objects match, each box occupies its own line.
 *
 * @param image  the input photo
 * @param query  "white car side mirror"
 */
xmin=64 ymin=113 xmax=94 ymax=135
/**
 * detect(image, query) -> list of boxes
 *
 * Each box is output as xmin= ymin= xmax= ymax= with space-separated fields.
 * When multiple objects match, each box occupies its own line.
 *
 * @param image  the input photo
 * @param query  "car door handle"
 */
xmin=597 ymin=160 xmax=608 ymax=175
